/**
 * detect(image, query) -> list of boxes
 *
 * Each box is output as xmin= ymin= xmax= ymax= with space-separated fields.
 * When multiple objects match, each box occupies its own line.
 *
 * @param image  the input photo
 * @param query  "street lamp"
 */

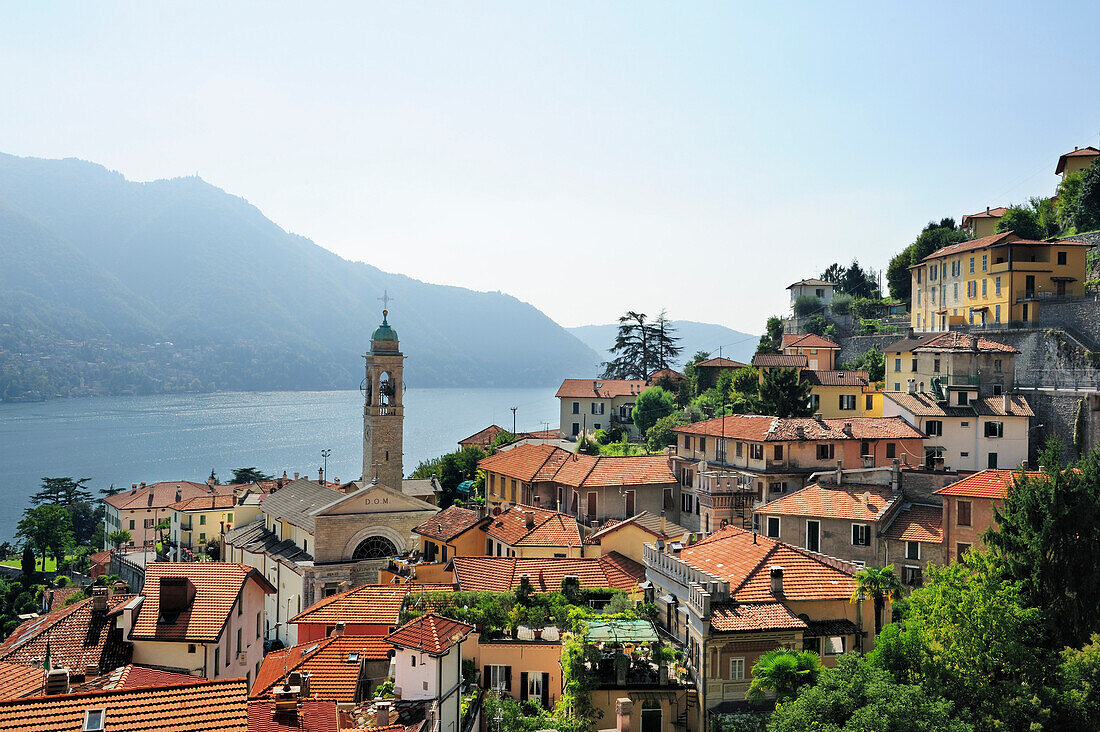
xmin=321 ymin=449 xmax=332 ymax=483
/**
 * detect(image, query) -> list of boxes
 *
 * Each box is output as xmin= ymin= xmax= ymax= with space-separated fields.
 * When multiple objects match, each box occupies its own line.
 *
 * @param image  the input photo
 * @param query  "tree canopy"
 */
xmin=996 ymin=202 xmax=1048 ymax=240
xmin=755 ymin=317 xmax=784 ymax=355
xmin=757 ymin=368 xmax=813 ymax=418
xmin=820 ymin=260 xmax=880 ymax=299
xmin=601 ymin=310 xmax=682 ymax=380
xmin=632 ymin=386 xmax=675 ymax=436
xmin=17 ymin=505 xmax=74 ymax=571
xmin=29 ymin=477 xmax=92 ymax=507
xmin=231 ymin=467 xmax=273 ymax=483
xmin=886 ymin=219 xmax=968 ymax=301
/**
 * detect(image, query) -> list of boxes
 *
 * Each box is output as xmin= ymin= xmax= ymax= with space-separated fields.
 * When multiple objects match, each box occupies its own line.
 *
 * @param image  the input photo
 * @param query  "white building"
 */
xmin=385 ymin=614 xmax=474 ymax=732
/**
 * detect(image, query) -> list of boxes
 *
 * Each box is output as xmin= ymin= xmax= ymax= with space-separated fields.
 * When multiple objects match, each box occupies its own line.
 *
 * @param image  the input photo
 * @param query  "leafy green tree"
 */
xmin=746 ymin=648 xmax=822 ymax=704
xmin=996 ymin=204 xmax=1045 ymax=240
xmin=887 ymin=219 xmax=968 ymax=301
xmin=1031 ymin=196 xmax=1061 ymax=238
xmin=231 ymin=467 xmax=273 ymax=483
xmin=871 ymin=550 xmax=1054 ymax=731
xmin=29 ymin=477 xmax=93 ymax=507
xmin=602 ymin=311 xmax=682 ymax=379
xmin=842 ymin=349 xmax=885 ymax=382
xmin=755 ymin=317 xmax=784 ymax=355
xmin=208 ymin=468 xmax=219 ymax=485
xmin=20 ymin=546 xmax=34 ymax=586
xmin=757 ymin=368 xmax=813 ymax=418
xmin=632 ymin=386 xmax=675 ymax=436
xmin=829 ymin=293 xmax=853 ymax=315
xmin=830 ymin=259 xmax=880 ymax=299
xmin=108 ymin=529 xmax=132 ymax=550
xmin=1076 ymin=160 xmax=1100 ymax=232
xmin=683 ymin=350 xmax=711 ymax=396
xmin=792 ymin=294 xmax=821 ymax=317
xmin=1057 ymin=634 xmax=1100 ymax=729
xmin=803 ymin=314 xmax=827 ymax=336
xmin=69 ymin=500 xmax=105 ymax=546
xmin=851 ymin=564 xmax=903 ymax=634
xmin=984 ymin=442 xmax=1100 ymax=648
xmin=769 ymin=653 xmax=971 ymax=732
xmin=1056 ymin=169 xmax=1086 ymax=231
xmin=645 ymin=410 xmax=692 ymax=451
xmin=17 ymin=505 xmax=74 ymax=570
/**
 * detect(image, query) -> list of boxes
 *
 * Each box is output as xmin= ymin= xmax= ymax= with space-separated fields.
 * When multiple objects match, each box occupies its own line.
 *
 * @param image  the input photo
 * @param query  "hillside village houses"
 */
xmin=556 ymin=377 xmax=647 ymax=438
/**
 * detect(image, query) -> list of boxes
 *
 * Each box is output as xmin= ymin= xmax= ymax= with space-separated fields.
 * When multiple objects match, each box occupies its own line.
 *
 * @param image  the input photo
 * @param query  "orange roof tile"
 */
xmin=781 ymin=334 xmax=840 ymax=350
xmin=251 ymin=636 xmax=390 ymax=702
xmin=961 ymin=206 xmax=1008 ymax=225
xmin=104 ymin=481 xmax=233 ymax=511
xmin=555 ymin=379 xmax=647 ymax=399
xmin=132 ymin=563 xmax=275 ymax=644
xmin=457 ymin=425 xmax=506 ymax=448
xmin=450 ymin=553 xmax=644 ymax=593
xmin=170 ymin=494 xmax=238 ymax=511
xmin=484 ymin=504 xmax=577 ymax=548
xmin=69 ymin=664 xmax=203 ymax=693
xmin=695 ymin=357 xmax=749 ymax=370
xmin=935 ymin=469 xmax=1043 ymax=499
xmin=674 ymin=415 xmax=923 ymax=441
xmin=709 ymin=602 xmax=808 ymax=633
xmin=919 ymin=231 xmax=1015 ymax=262
xmin=0 ymin=678 xmax=248 ymax=732
xmin=248 ymin=699 xmax=340 ymax=732
xmin=0 ymin=661 xmax=43 ymax=699
xmin=479 ymin=445 xmax=675 ymax=488
xmin=756 ymin=484 xmax=900 ymax=521
xmin=413 ymin=506 xmax=486 ymax=543
xmin=0 ymin=594 xmax=135 ymax=671
xmin=675 ymin=527 xmax=858 ymax=603
xmin=478 ymin=444 xmax=569 ymax=482
xmin=291 ymin=584 xmax=454 ymax=627
xmin=751 ymin=354 xmax=808 ymax=368
xmin=912 ymin=332 xmax=1018 ymax=353
xmin=1056 ymin=146 xmax=1100 ymax=174
xmin=802 ymin=370 xmax=870 ymax=387
xmin=881 ymin=504 xmax=943 ymax=543
xmin=385 ymin=614 xmax=473 ymax=656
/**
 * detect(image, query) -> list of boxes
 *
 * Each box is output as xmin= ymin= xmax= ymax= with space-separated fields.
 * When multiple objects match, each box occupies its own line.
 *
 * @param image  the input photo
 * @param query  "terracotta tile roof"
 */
xmin=0 ymin=595 xmax=134 ymax=672
xmin=450 ymin=552 xmax=645 ymax=593
xmin=413 ymin=506 xmax=486 ymax=543
xmin=695 ymin=357 xmax=748 ymax=370
xmin=709 ymin=602 xmax=808 ymax=633
xmin=69 ymin=664 xmax=203 ymax=693
xmin=881 ymin=333 xmax=947 ymax=353
xmin=385 ymin=614 xmax=473 ymax=656
xmin=674 ymin=527 xmax=858 ymax=603
xmin=974 ymin=394 xmax=1034 ymax=417
xmin=132 ymin=563 xmax=275 ymax=644
xmin=649 ymin=368 xmax=686 ymax=380
xmin=584 ymin=511 xmax=690 ymax=544
xmin=251 ymin=636 xmax=390 ymax=702
xmin=483 ymin=504 xmax=578 ymax=547
xmin=919 ymin=231 xmax=1015 ymax=262
xmin=802 ymin=370 xmax=870 ymax=387
xmin=479 ymin=445 xmax=675 ymax=488
xmin=104 ymin=481 xmax=233 ymax=511
xmin=290 ymin=584 xmax=454 ymax=627
xmin=787 ymin=279 xmax=833 ymax=289
xmin=458 ymin=425 xmax=506 ymax=448
xmin=674 ymin=415 xmax=923 ymax=441
xmin=47 ymin=586 xmax=83 ymax=611
xmin=170 ymin=494 xmax=239 ymax=511
xmin=912 ymin=332 xmax=1019 ymax=353
xmin=248 ymin=699 xmax=340 ymax=732
xmin=884 ymin=392 xmax=1033 ymax=418
xmin=881 ymin=504 xmax=943 ymax=543
xmin=755 ymin=484 xmax=900 ymax=521
xmin=935 ymin=469 xmax=1044 ymax=499
xmin=519 ymin=428 xmax=562 ymax=440
xmin=961 ymin=207 xmax=1008 ymax=225
xmin=0 ymin=661 xmax=43 ymax=699
xmin=781 ymin=334 xmax=840 ymax=350
xmin=1056 ymin=145 xmax=1100 ymax=174
xmin=751 ymin=354 xmax=808 ymax=368
xmin=555 ymin=379 xmax=647 ymax=399
xmin=0 ymin=678 xmax=249 ymax=732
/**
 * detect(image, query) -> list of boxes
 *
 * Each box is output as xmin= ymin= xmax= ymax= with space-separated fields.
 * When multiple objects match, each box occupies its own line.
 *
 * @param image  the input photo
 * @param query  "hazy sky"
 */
xmin=3 ymin=2 xmax=1099 ymax=333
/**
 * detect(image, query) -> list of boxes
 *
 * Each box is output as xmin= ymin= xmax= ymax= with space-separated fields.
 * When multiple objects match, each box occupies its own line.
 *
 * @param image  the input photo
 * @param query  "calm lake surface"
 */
xmin=0 ymin=387 xmax=559 ymax=541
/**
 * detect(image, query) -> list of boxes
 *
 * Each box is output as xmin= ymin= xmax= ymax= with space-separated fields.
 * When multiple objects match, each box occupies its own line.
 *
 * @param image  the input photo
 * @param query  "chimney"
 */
xmin=907 ymin=378 xmax=916 ymax=394
xmin=863 ymin=491 xmax=872 ymax=505
xmin=175 ymin=487 xmax=182 ymax=503
xmin=147 ymin=492 xmax=154 ymax=506
xmin=770 ymin=566 xmax=785 ymax=596
xmin=525 ymin=511 xmax=535 ymax=530
xmin=375 ymin=701 xmax=393 ymax=727
xmin=795 ymin=425 xmax=805 ymax=439
xmin=615 ymin=697 xmax=633 ymax=732
xmin=318 ymin=468 xmax=324 ymax=485
xmin=835 ymin=460 xmax=843 ymax=485
xmin=91 ymin=585 xmax=108 ymax=613
xmin=330 ymin=622 xmax=346 ymax=638
xmin=813 ymin=412 xmax=824 ymax=423
xmin=659 ymin=510 xmax=667 ymax=536
xmin=892 ymin=458 xmax=901 ymax=491
xmin=986 ymin=206 xmax=990 ymax=214
xmin=130 ymin=483 xmax=138 ymax=494
xmin=44 ymin=667 xmax=70 ymax=695
xmin=1003 ymin=393 xmax=1011 ymax=415
xmin=843 ymin=422 xmax=853 ymax=436
xmin=294 ymin=472 xmax=299 ymax=480
xmin=287 ymin=671 xmax=310 ymax=698
xmin=140 ymin=482 xmax=146 ymax=489
xmin=159 ymin=577 xmax=196 ymax=613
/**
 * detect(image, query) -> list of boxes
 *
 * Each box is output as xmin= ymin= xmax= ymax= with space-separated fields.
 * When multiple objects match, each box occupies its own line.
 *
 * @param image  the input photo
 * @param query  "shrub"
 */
xmin=793 ymin=294 xmax=822 ymax=317
xmin=830 ymin=293 xmax=853 ymax=315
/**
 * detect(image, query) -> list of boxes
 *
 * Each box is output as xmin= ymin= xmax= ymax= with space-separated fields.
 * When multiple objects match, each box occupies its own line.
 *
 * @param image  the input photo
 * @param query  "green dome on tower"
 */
xmin=372 ymin=311 xmax=399 ymax=342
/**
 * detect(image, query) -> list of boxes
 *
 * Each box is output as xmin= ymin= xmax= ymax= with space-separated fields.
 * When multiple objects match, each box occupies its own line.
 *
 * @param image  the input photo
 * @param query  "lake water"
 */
xmin=0 ymin=387 xmax=559 ymax=542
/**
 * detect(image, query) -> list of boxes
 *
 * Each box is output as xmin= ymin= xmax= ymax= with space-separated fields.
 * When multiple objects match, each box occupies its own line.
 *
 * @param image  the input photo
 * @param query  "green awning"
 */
xmin=456 ymin=480 xmax=474 ymax=494
xmin=584 ymin=620 xmax=659 ymax=643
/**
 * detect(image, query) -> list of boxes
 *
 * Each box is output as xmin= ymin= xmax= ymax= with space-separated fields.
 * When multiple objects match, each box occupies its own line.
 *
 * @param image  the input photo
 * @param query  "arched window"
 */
xmin=352 ymin=535 xmax=397 ymax=560
xmin=379 ymin=371 xmax=394 ymax=405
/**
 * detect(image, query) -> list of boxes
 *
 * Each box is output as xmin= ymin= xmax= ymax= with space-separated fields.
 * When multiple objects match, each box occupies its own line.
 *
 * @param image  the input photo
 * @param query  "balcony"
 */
xmin=944 ymin=374 xmax=980 ymax=387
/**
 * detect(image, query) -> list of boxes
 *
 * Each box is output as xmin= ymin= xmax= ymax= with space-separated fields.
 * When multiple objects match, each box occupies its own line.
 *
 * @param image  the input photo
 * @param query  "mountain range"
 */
xmin=567 ymin=320 xmax=760 ymax=369
xmin=0 ymin=153 xmax=598 ymax=400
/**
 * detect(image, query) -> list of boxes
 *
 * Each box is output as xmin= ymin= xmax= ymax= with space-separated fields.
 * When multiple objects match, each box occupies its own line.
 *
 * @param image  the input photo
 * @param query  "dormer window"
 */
xmin=83 ymin=709 xmax=106 ymax=732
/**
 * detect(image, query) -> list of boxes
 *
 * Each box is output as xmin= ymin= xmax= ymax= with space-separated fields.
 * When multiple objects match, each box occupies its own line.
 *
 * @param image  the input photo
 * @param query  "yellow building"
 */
xmin=804 ymin=370 xmax=882 ymax=418
xmin=170 ymin=492 xmax=262 ymax=551
xmin=961 ymin=206 xmax=1007 ymax=239
xmin=1056 ymin=145 xmax=1100 ymax=179
xmin=910 ymin=232 xmax=1091 ymax=332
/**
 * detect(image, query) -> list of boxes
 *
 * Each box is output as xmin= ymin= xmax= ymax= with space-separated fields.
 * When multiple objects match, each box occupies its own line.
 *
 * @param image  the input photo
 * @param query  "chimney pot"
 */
xmin=615 ymin=697 xmax=634 ymax=732
xmin=318 ymin=468 xmax=324 ymax=484
xmin=770 ymin=566 xmax=785 ymax=595
xmin=294 ymin=472 xmax=299 ymax=480
xmin=1003 ymin=393 xmax=1011 ymax=415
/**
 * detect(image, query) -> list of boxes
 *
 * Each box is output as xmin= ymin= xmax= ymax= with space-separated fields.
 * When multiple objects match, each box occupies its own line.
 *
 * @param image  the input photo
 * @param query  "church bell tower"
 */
xmin=362 ymin=302 xmax=404 ymax=490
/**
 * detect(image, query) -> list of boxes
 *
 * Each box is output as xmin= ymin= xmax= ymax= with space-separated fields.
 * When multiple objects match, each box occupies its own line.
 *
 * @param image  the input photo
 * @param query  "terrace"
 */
xmin=582 ymin=619 xmax=689 ymax=688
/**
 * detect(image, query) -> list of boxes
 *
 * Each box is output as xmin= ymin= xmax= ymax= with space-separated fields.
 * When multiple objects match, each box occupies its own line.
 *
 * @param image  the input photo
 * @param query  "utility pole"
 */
xmin=510 ymin=406 xmax=517 ymax=435
xmin=320 ymin=449 xmax=331 ymax=484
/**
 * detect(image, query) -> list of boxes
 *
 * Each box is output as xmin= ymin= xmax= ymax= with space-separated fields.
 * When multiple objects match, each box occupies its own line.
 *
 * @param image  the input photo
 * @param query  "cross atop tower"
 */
xmin=378 ymin=289 xmax=394 ymax=314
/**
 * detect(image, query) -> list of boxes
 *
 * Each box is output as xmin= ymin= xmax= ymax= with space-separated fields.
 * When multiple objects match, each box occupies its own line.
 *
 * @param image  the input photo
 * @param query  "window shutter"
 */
xmin=483 ymin=666 xmax=490 ymax=690
xmin=504 ymin=665 xmax=512 ymax=691
xmin=520 ymin=672 xmax=528 ymax=700
xmin=541 ymin=673 xmax=550 ymax=708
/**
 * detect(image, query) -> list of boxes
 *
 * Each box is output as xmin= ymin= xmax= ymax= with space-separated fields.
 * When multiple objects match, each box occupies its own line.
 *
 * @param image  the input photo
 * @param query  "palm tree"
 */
xmin=851 ymin=564 xmax=903 ymax=633
xmin=746 ymin=648 xmax=822 ymax=704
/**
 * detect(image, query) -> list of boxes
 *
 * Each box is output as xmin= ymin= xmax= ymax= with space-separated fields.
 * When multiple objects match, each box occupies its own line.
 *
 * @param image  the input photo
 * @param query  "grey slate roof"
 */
xmin=401 ymin=478 xmax=440 ymax=498
xmin=224 ymin=518 xmax=314 ymax=566
xmin=259 ymin=478 xmax=345 ymax=533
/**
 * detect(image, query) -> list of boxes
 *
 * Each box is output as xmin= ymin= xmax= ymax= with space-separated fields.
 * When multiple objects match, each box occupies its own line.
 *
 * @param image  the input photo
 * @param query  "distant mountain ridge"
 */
xmin=0 ymin=154 xmax=597 ymax=399
xmin=567 ymin=320 xmax=759 ymax=370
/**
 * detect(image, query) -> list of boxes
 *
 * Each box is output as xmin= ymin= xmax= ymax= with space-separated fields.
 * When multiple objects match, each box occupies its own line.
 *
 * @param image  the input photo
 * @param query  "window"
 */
xmin=994 ymin=359 xmax=1002 ymax=373
xmin=957 ymin=391 xmax=969 ymax=406
xmin=237 ymin=598 xmax=243 ymax=616
xmin=911 ymin=359 xmax=917 ymax=372
xmin=200 ymin=515 xmax=206 ymax=526
xmin=572 ymin=401 xmax=579 ymax=414
xmin=824 ymin=636 xmax=845 ymax=656
xmin=995 ymin=276 xmax=1001 ymax=295
xmin=199 ymin=532 xmax=206 ymax=542
xmin=957 ymin=500 xmax=972 ymax=527
xmin=906 ymin=541 xmax=921 ymax=560
xmin=214 ymin=647 xmax=220 ymax=676
xmin=904 ymin=566 xmax=923 ymax=586
xmin=995 ymin=304 xmax=1000 ymax=323
xmin=982 ymin=254 xmax=987 ymax=271
xmin=1058 ymin=251 xmax=1067 ymax=265
xmin=925 ymin=420 xmax=943 ymax=437
xmin=773 ymin=445 xmax=783 ymax=460
xmin=860 ymin=439 xmax=870 ymax=457
xmin=729 ymin=657 xmax=745 ymax=681
xmin=769 ymin=482 xmax=787 ymax=494
xmin=987 ymin=452 xmax=999 ymax=469
xmin=954 ymin=282 xmax=959 ymax=300
xmin=586 ymin=492 xmax=597 ymax=519
xmin=593 ymin=423 xmax=601 ymax=430
xmin=982 ymin=279 xmax=987 ymax=297
xmin=886 ymin=443 xmax=896 ymax=459
xmin=852 ymin=524 xmax=870 ymax=546
xmin=749 ymin=444 xmax=764 ymax=460
xmin=571 ymin=422 xmax=580 ymax=436
xmin=256 ymin=611 xmax=262 ymax=638
xmin=128 ymin=519 xmax=135 ymax=530
xmin=916 ymin=290 xmax=921 ymax=305
xmin=188 ymin=643 xmax=197 ymax=654
xmin=802 ymin=637 xmax=821 ymax=654
xmin=766 ymin=516 xmax=780 ymax=538
xmin=625 ymin=490 xmax=635 ymax=515
xmin=894 ymin=358 xmax=901 ymax=372
xmin=839 ymin=395 xmax=856 ymax=411
xmin=806 ymin=520 xmax=820 ymax=552
xmin=933 ymin=358 xmax=940 ymax=373
xmin=236 ymin=627 xmax=242 ymax=653
xmin=715 ymin=438 xmax=727 ymax=463
xmin=866 ymin=395 xmax=874 ymax=411
xmin=930 ymin=286 xmax=936 ymax=303
xmin=83 ymin=709 xmax=106 ymax=732
xmin=817 ymin=443 xmax=834 ymax=460
xmin=894 ymin=383 xmax=901 ymax=391
xmin=957 ymin=542 xmax=971 ymax=557
xmin=699 ymin=437 xmax=706 ymax=452
xmin=736 ymin=441 xmax=743 ymax=457
xmin=984 ymin=421 xmax=1004 ymax=438
xmin=591 ymin=402 xmax=604 ymax=415
xmin=969 ymin=257 xmax=975 ymax=274
xmin=683 ymin=435 xmax=690 ymax=449
xmin=916 ymin=269 xmax=922 ymax=284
